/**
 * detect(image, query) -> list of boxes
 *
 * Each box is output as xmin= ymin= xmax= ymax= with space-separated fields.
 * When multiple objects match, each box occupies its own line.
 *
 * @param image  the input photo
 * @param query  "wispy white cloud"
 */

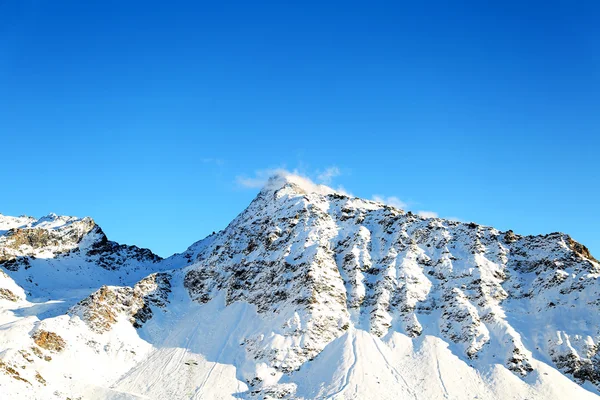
xmin=417 ymin=210 xmax=439 ymax=219
xmin=371 ymin=194 xmax=449 ymax=219
xmin=335 ymin=185 xmax=353 ymax=197
xmin=236 ymin=176 xmax=267 ymax=188
xmin=237 ymin=166 xmax=346 ymax=192
xmin=317 ymin=166 xmax=341 ymax=185
xmin=237 ymin=168 xmax=352 ymax=197
xmin=371 ymin=195 xmax=451 ymax=220
xmin=372 ymin=195 xmax=407 ymax=209
xmin=236 ymin=168 xmax=292 ymax=188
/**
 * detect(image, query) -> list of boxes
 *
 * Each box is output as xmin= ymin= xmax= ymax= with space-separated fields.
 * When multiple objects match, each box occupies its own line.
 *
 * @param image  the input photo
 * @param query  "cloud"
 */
xmin=237 ymin=165 xmax=346 ymax=190
xmin=417 ymin=210 xmax=439 ymax=219
xmin=371 ymin=194 xmax=446 ymax=219
xmin=372 ymin=195 xmax=407 ymax=209
xmin=236 ymin=168 xmax=291 ymax=188
xmin=317 ymin=166 xmax=341 ymax=185
xmin=334 ymin=185 xmax=353 ymax=197
xmin=235 ymin=167 xmax=356 ymax=199
xmin=371 ymin=196 xmax=449 ymax=220
xmin=236 ymin=176 xmax=268 ymax=188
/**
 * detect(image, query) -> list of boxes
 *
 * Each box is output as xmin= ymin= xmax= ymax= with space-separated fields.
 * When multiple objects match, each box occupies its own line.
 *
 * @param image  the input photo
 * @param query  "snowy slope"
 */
xmin=0 ymin=213 xmax=170 ymax=398
xmin=1 ymin=174 xmax=599 ymax=399
xmin=0 ymin=213 xmax=166 ymax=301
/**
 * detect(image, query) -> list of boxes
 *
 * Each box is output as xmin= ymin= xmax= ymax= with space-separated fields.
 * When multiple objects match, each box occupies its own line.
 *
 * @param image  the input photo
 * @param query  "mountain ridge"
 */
xmin=1 ymin=174 xmax=599 ymax=399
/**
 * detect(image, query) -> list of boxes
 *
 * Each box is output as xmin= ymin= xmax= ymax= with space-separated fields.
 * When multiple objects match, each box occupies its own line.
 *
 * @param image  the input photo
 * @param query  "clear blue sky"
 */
xmin=1 ymin=1 xmax=598 ymax=257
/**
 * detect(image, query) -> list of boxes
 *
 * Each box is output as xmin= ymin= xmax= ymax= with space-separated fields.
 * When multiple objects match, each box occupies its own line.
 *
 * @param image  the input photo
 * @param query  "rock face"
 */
xmin=1 ymin=176 xmax=599 ymax=400
xmin=0 ymin=215 xmax=96 ymax=265
xmin=179 ymin=176 xmax=600 ymax=392
xmin=0 ymin=213 xmax=165 ymax=301
xmin=0 ymin=214 xmax=161 ymax=273
xmin=32 ymin=330 xmax=66 ymax=353
xmin=71 ymin=272 xmax=172 ymax=332
xmin=0 ymin=288 xmax=19 ymax=302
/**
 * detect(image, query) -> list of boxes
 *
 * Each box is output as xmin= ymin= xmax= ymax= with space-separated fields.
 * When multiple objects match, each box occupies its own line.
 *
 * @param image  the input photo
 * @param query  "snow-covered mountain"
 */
xmin=1 ymin=174 xmax=599 ymax=399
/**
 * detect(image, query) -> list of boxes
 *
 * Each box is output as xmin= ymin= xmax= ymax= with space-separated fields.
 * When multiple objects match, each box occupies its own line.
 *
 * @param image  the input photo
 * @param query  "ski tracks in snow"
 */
xmin=436 ymin=357 xmax=450 ymax=399
xmin=111 ymin=302 xmax=205 ymax=395
xmin=327 ymin=330 xmax=359 ymax=399
xmin=370 ymin=334 xmax=419 ymax=400
xmin=191 ymin=305 xmax=247 ymax=399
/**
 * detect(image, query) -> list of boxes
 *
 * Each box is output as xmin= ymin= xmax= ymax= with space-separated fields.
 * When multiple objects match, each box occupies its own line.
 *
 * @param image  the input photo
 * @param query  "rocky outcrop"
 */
xmin=32 ymin=330 xmax=66 ymax=353
xmin=71 ymin=272 xmax=172 ymax=333
xmin=0 ymin=288 xmax=19 ymax=302
xmin=0 ymin=217 xmax=96 ymax=265
xmin=84 ymin=225 xmax=162 ymax=271
xmin=0 ymin=215 xmax=161 ymax=273
xmin=0 ymin=359 xmax=30 ymax=385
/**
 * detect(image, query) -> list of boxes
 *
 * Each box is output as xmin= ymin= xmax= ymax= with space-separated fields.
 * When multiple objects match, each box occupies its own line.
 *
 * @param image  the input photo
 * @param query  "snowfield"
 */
xmin=1 ymin=174 xmax=599 ymax=399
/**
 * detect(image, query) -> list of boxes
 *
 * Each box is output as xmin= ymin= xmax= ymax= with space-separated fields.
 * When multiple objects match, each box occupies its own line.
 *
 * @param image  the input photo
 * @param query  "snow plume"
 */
xmin=372 ymin=195 xmax=407 ymax=209
xmin=236 ymin=168 xmax=302 ymax=189
xmin=237 ymin=167 xmax=349 ymax=196
xmin=372 ymin=196 xmax=443 ymax=219
xmin=316 ymin=166 xmax=341 ymax=185
xmin=417 ymin=210 xmax=439 ymax=219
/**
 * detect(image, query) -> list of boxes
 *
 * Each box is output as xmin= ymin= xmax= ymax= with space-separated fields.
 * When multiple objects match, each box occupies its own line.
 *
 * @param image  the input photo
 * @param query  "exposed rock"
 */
xmin=32 ymin=330 xmax=66 ymax=353
xmin=71 ymin=272 xmax=172 ymax=333
xmin=85 ymin=225 xmax=162 ymax=270
xmin=2 ymin=177 xmax=600 ymax=397
xmin=0 ymin=256 xmax=30 ymax=272
xmin=30 ymin=346 xmax=51 ymax=362
xmin=0 ymin=288 xmax=19 ymax=301
xmin=0 ymin=217 xmax=96 ymax=265
xmin=568 ymin=236 xmax=598 ymax=262
xmin=0 ymin=360 xmax=30 ymax=385
xmin=504 ymin=230 xmax=519 ymax=243
xmin=35 ymin=372 xmax=46 ymax=385
xmin=0 ymin=215 xmax=162 ymax=274
xmin=18 ymin=349 xmax=34 ymax=363
xmin=178 ymin=178 xmax=600 ymax=390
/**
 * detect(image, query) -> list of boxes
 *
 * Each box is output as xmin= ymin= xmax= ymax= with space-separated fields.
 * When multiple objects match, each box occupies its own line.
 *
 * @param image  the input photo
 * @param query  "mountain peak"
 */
xmin=0 ymin=212 xmax=93 ymax=233
xmin=2 ymin=186 xmax=600 ymax=399
xmin=261 ymin=172 xmax=340 ymax=197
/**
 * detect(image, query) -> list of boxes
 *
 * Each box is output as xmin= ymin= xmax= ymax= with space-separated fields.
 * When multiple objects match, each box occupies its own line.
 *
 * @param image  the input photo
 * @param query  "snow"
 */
xmin=5 ymin=282 xmax=589 ymax=400
xmin=1 ymin=174 xmax=600 ymax=399
xmin=286 ymin=328 xmax=597 ymax=400
xmin=0 ymin=214 xmax=36 ymax=234
xmin=264 ymin=172 xmax=340 ymax=197
xmin=0 ymin=213 xmax=80 ymax=234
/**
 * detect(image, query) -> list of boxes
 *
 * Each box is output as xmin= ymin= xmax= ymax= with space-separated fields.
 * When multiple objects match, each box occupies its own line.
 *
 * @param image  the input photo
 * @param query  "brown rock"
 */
xmin=0 ymin=288 xmax=19 ymax=302
xmin=32 ymin=330 xmax=66 ymax=353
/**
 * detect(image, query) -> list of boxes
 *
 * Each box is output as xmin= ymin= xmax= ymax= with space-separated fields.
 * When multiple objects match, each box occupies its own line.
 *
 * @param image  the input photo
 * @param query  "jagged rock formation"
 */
xmin=0 ymin=176 xmax=599 ymax=400
xmin=0 ymin=213 xmax=160 ymax=273
xmin=176 ymin=176 xmax=600 ymax=392
xmin=72 ymin=272 xmax=172 ymax=332
xmin=32 ymin=330 xmax=66 ymax=353
xmin=0 ymin=214 xmax=95 ymax=263
xmin=0 ymin=213 xmax=165 ymax=302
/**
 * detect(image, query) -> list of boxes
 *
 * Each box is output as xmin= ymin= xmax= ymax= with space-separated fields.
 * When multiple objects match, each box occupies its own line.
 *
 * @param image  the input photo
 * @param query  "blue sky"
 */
xmin=1 ymin=1 xmax=598 ymax=257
